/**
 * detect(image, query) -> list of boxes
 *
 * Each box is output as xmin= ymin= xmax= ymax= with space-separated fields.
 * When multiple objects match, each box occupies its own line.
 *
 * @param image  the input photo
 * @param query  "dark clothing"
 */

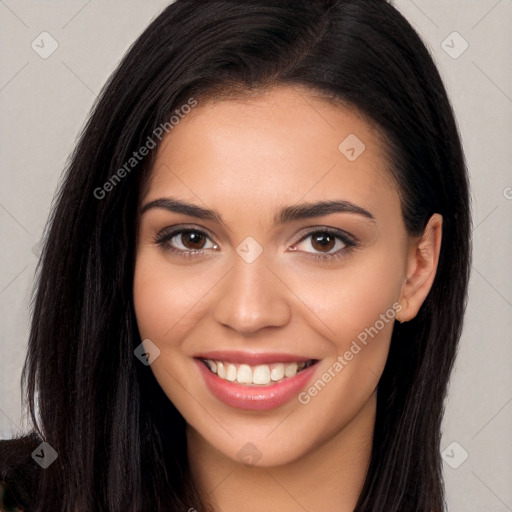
xmin=0 ymin=433 xmax=42 ymax=512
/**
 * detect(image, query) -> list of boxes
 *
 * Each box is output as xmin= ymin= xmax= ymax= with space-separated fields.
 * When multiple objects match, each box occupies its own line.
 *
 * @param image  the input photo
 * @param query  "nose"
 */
xmin=212 ymin=255 xmax=292 ymax=335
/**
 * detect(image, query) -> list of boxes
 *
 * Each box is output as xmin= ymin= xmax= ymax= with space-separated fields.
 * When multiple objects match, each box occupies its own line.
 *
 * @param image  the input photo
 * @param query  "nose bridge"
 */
xmin=212 ymin=249 xmax=291 ymax=334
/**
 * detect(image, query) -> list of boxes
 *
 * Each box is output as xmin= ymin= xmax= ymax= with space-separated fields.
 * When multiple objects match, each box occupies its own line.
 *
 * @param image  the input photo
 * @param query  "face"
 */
xmin=133 ymin=85 xmax=411 ymax=467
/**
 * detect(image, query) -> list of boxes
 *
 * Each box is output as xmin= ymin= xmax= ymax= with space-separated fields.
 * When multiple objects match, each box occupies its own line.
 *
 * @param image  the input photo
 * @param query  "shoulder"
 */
xmin=0 ymin=432 xmax=43 ymax=512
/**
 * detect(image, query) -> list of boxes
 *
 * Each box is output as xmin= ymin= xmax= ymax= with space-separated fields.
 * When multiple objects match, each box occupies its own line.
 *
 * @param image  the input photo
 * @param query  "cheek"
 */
xmin=132 ymin=251 xmax=211 ymax=409
xmin=133 ymin=251 xmax=216 ymax=341
xmin=285 ymin=247 xmax=404 ymax=410
xmin=333 ymin=267 xmax=401 ymax=346
xmin=288 ymin=250 xmax=404 ymax=350
xmin=133 ymin=263 xmax=177 ymax=342
xmin=289 ymin=298 xmax=397 ymax=446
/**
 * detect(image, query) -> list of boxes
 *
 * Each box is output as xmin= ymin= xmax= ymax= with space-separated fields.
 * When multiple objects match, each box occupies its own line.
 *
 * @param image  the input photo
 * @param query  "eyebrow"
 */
xmin=140 ymin=197 xmax=375 ymax=226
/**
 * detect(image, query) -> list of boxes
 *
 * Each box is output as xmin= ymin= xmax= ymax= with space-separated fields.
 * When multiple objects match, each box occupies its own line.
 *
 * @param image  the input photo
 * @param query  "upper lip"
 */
xmin=194 ymin=350 xmax=316 ymax=366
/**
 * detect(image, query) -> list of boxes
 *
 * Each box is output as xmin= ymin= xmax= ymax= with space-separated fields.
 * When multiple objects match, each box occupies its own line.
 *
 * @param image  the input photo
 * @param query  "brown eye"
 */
xmin=155 ymin=227 xmax=218 ymax=256
xmin=310 ymin=232 xmax=337 ymax=253
xmin=290 ymin=228 xmax=356 ymax=261
xmin=180 ymin=231 xmax=207 ymax=250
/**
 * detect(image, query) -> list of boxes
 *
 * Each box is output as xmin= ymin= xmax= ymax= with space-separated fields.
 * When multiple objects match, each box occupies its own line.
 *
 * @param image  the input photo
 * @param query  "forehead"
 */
xmin=144 ymin=85 xmax=398 ymax=219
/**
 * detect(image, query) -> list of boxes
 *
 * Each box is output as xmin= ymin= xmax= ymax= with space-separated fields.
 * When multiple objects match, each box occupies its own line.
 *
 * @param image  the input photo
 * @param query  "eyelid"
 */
xmin=294 ymin=225 xmax=357 ymax=245
xmin=155 ymin=224 xmax=216 ymax=242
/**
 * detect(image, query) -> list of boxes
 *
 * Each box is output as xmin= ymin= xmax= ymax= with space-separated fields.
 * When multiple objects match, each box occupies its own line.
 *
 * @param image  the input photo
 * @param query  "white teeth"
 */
xmin=226 ymin=363 xmax=237 ymax=382
xmin=237 ymin=364 xmax=253 ymax=384
xmin=253 ymin=365 xmax=271 ymax=385
xmin=203 ymin=358 xmax=313 ymax=386
xmin=217 ymin=361 xmax=226 ymax=379
xmin=204 ymin=359 xmax=217 ymax=373
xmin=270 ymin=363 xmax=285 ymax=381
xmin=284 ymin=362 xmax=298 ymax=378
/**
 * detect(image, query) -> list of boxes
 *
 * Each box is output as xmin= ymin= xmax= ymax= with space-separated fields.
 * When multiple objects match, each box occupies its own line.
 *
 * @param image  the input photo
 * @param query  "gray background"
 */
xmin=1 ymin=1 xmax=511 ymax=510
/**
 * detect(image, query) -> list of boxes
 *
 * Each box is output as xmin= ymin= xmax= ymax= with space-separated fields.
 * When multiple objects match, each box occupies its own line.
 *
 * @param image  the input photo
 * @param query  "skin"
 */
xmin=133 ymin=85 xmax=442 ymax=512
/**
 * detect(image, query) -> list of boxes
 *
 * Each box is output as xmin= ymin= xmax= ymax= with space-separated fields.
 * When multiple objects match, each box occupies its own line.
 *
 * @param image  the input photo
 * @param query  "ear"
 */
xmin=396 ymin=214 xmax=443 ymax=323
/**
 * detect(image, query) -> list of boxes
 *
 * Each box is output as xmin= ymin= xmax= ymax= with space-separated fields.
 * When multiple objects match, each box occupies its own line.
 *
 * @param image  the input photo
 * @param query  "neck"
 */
xmin=187 ymin=392 xmax=376 ymax=512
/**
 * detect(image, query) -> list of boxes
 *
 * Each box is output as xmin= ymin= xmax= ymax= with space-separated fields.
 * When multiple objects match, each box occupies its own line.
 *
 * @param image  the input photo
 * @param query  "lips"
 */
xmin=194 ymin=351 xmax=319 ymax=410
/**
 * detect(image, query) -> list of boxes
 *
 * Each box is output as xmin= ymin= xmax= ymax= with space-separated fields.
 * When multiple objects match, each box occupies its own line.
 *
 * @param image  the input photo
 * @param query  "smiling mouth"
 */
xmin=199 ymin=358 xmax=317 ymax=386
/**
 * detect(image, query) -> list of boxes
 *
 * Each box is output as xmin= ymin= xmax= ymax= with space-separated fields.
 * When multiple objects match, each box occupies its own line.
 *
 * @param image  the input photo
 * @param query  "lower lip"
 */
xmin=195 ymin=359 xmax=318 ymax=410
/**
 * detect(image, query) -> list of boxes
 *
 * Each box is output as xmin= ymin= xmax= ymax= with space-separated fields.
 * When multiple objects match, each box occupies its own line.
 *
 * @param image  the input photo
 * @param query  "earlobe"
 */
xmin=396 ymin=297 xmax=408 ymax=323
xmin=396 ymin=214 xmax=443 ymax=323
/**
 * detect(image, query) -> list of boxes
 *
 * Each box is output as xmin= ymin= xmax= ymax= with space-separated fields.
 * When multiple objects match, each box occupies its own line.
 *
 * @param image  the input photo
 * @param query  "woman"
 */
xmin=0 ymin=0 xmax=471 ymax=510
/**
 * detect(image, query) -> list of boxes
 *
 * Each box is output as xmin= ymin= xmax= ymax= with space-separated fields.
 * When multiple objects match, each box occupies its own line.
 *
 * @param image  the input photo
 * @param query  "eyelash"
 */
xmin=154 ymin=226 xmax=357 ymax=261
